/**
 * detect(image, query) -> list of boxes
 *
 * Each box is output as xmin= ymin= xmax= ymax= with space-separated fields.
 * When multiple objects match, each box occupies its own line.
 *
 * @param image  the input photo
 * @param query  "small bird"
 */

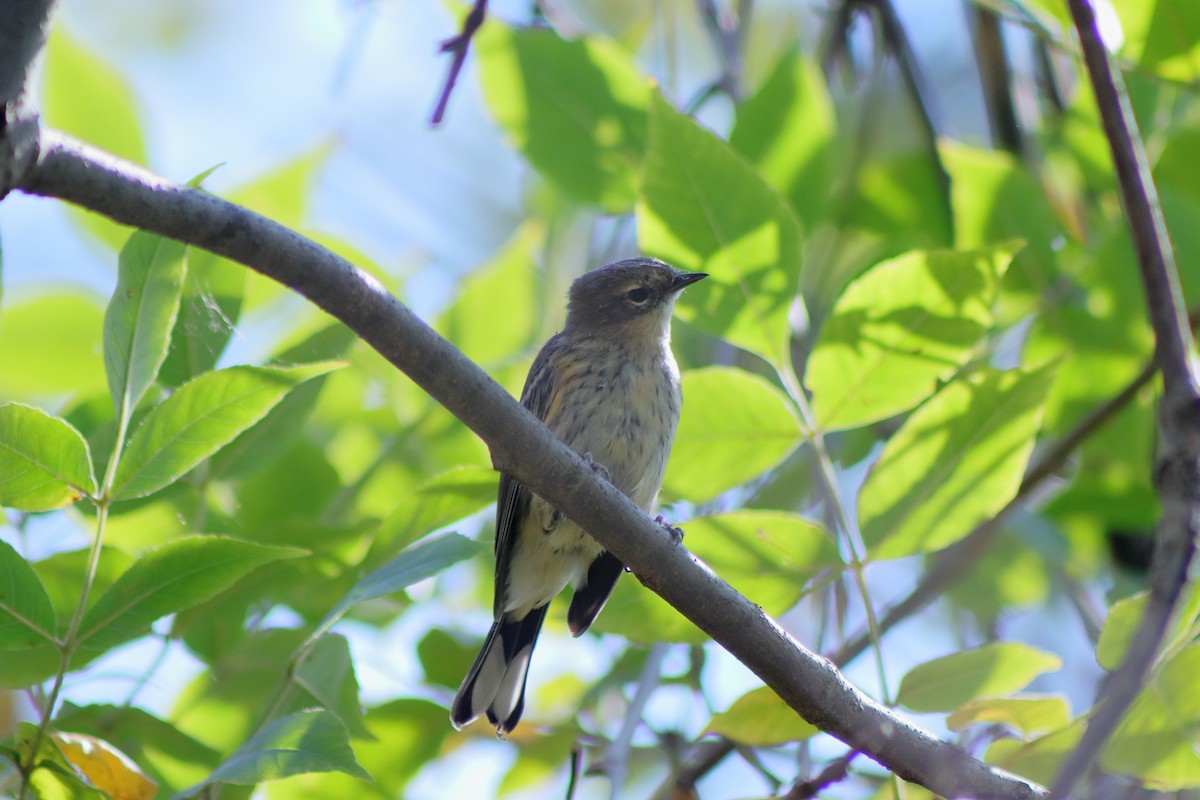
xmin=449 ymin=257 xmax=706 ymax=735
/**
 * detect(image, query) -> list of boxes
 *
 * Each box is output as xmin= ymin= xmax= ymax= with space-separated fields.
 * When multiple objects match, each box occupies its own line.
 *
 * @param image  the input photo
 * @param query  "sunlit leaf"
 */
xmin=704 ymin=686 xmax=816 ymax=746
xmin=860 ymin=366 xmax=1053 ymax=559
xmin=730 ymin=48 xmax=834 ymax=231
xmin=477 ymin=25 xmax=649 ymax=212
xmin=104 ymin=232 xmax=187 ymax=415
xmin=663 ymin=367 xmax=802 ymax=502
xmin=639 ymin=93 xmax=804 ymax=367
xmin=896 ymin=643 xmax=1062 ymax=713
xmin=111 ymin=362 xmax=341 ymax=500
xmin=176 ymin=710 xmax=368 ymax=796
xmin=0 ymin=403 xmax=96 ymax=510
xmin=0 ymin=294 xmax=107 ymax=400
xmin=947 ymin=695 xmax=1071 ymax=738
xmin=76 ymin=536 xmax=305 ymax=652
xmin=594 ymin=512 xmax=837 ymax=644
xmin=806 ymin=246 xmax=1012 ymax=430
xmin=0 ymin=540 xmax=58 ymax=648
xmin=436 ymin=223 xmax=543 ymax=367
xmin=1102 ymin=644 xmax=1200 ymax=789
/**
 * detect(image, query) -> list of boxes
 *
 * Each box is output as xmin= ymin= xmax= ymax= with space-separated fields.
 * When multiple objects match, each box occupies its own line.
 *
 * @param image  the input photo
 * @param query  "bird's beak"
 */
xmin=671 ymin=272 xmax=708 ymax=292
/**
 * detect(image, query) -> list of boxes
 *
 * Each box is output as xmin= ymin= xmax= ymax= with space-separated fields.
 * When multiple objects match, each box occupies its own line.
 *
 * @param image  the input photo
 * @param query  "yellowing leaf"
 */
xmin=53 ymin=733 xmax=157 ymax=800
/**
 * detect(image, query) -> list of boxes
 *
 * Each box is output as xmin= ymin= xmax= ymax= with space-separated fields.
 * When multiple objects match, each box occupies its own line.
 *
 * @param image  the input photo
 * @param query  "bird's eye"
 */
xmin=626 ymin=287 xmax=651 ymax=304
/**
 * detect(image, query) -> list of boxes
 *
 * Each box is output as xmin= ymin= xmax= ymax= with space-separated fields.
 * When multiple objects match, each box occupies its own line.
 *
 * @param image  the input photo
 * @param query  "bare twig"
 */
xmin=696 ymin=0 xmax=746 ymax=102
xmin=430 ymin=0 xmax=487 ymax=126
xmin=783 ymin=750 xmax=859 ymax=799
xmin=969 ymin=4 xmax=1021 ymax=153
xmin=603 ymin=643 xmax=669 ymax=800
xmin=1051 ymin=1 xmax=1200 ymax=795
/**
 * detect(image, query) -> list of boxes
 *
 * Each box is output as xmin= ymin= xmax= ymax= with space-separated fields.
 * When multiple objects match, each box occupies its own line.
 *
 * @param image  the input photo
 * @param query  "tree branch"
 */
xmin=4 ymin=129 xmax=1044 ymax=800
xmin=1051 ymin=2 xmax=1200 ymax=795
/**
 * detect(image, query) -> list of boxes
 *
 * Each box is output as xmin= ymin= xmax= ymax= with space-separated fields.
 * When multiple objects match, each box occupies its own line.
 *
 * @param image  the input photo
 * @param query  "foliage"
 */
xmin=2 ymin=0 xmax=1200 ymax=798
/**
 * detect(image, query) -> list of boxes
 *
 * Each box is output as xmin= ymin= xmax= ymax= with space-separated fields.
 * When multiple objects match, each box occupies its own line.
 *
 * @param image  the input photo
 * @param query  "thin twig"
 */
xmin=783 ymin=750 xmax=859 ymax=799
xmin=970 ymin=4 xmax=1021 ymax=153
xmin=604 ymin=643 xmax=669 ymax=799
xmin=696 ymin=0 xmax=745 ymax=102
xmin=429 ymin=0 xmax=487 ymax=126
xmin=1052 ymin=1 xmax=1200 ymax=795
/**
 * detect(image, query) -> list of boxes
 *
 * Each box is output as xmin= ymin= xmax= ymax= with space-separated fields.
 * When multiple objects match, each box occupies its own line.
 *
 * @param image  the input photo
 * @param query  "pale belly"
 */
xmin=502 ymin=353 xmax=680 ymax=617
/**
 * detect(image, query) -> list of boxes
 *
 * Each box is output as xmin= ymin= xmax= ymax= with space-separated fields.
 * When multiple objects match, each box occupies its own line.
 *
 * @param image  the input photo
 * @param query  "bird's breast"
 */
xmin=550 ymin=348 xmax=681 ymax=511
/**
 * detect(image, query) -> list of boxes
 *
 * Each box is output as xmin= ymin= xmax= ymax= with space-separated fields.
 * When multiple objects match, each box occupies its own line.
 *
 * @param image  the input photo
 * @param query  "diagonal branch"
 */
xmin=9 ymin=129 xmax=1046 ymax=800
xmin=1051 ymin=2 xmax=1200 ymax=795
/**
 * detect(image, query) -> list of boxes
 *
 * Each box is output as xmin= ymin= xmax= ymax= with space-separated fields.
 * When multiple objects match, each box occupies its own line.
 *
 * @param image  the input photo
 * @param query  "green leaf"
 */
xmin=593 ymin=512 xmax=837 ymax=644
xmin=985 ymin=721 xmax=1084 ymax=788
xmin=262 ymin=700 xmax=449 ymax=799
xmin=860 ymin=366 xmax=1053 ymax=559
xmin=375 ymin=466 xmax=497 ymax=554
xmin=310 ymin=533 xmax=483 ymax=644
xmin=1102 ymin=643 xmax=1200 ymax=789
xmin=703 ymin=686 xmax=816 ymax=746
xmin=76 ymin=536 xmax=305 ymax=652
xmin=663 ymin=367 xmax=802 ymax=502
xmin=104 ymin=232 xmax=188 ymax=415
xmin=895 ymin=643 xmax=1062 ymax=713
xmin=942 ymin=141 xmax=1062 ymax=317
xmin=294 ymin=634 xmax=372 ymax=739
xmin=0 ymin=403 xmax=96 ymax=510
xmin=806 ymin=246 xmax=1013 ymax=430
xmin=1096 ymin=583 xmax=1200 ymax=671
xmin=35 ymin=547 xmax=136 ymax=635
xmin=639 ymin=93 xmax=804 ymax=367
xmin=947 ymin=695 xmax=1071 ymax=738
xmin=477 ymin=25 xmax=649 ymax=212
xmin=212 ymin=325 xmax=357 ymax=481
xmin=729 ymin=49 xmax=834 ymax=231
xmin=436 ymin=224 xmax=543 ymax=367
xmin=111 ymin=362 xmax=341 ymax=500
xmin=41 ymin=28 xmax=143 ymax=250
xmin=0 ymin=540 xmax=58 ymax=648
xmin=176 ymin=710 xmax=368 ymax=796
xmin=1113 ymin=0 xmax=1200 ymax=82
xmin=158 ymin=248 xmax=246 ymax=387
xmin=0 ymin=293 xmax=107 ymax=401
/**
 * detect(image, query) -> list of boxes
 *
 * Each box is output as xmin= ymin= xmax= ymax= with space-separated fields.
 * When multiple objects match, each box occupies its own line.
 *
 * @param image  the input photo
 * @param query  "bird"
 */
xmin=449 ymin=257 xmax=706 ymax=735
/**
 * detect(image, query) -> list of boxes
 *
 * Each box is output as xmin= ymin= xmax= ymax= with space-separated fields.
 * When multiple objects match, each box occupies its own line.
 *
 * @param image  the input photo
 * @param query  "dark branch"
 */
xmin=1052 ymin=1 xmax=1200 ymax=796
xmin=429 ymin=0 xmax=487 ymax=126
xmin=783 ymin=751 xmax=859 ymax=799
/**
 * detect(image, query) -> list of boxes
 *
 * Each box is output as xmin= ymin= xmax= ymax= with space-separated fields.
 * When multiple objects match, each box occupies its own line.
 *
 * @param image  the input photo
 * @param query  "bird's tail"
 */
xmin=450 ymin=606 xmax=548 ymax=735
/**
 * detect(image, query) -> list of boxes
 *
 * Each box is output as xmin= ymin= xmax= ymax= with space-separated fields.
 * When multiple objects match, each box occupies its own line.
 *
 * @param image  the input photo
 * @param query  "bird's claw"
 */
xmin=655 ymin=514 xmax=685 ymax=545
xmin=582 ymin=452 xmax=611 ymax=483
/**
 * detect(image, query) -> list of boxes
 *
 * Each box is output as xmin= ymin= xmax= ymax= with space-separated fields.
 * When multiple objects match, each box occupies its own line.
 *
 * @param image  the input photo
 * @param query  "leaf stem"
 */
xmin=18 ymin=381 xmax=136 ymax=798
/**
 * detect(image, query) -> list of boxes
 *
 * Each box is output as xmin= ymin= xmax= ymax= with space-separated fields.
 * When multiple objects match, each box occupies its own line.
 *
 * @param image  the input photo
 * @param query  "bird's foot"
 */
xmin=582 ymin=452 xmax=611 ymax=483
xmin=654 ymin=514 xmax=685 ymax=545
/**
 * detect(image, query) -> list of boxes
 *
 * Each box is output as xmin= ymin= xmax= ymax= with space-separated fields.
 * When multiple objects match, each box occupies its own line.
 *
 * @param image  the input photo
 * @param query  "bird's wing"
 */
xmin=491 ymin=334 xmax=566 ymax=618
